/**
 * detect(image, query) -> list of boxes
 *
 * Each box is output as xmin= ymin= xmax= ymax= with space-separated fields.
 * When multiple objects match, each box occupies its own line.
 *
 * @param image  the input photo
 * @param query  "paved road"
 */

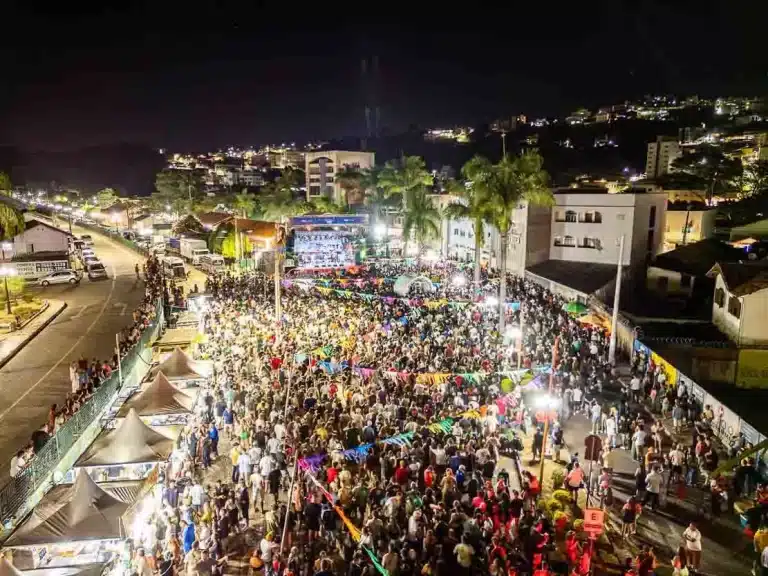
xmin=0 ymin=223 xmax=148 ymax=479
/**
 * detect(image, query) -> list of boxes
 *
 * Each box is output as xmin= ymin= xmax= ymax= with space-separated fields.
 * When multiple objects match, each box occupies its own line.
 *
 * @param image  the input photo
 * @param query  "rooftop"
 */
xmin=526 ymin=259 xmax=617 ymax=295
xmin=708 ymin=260 xmax=768 ymax=296
xmin=651 ymin=239 xmax=746 ymax=277
xmin=23 ymin=219 xmax=71 ymax=236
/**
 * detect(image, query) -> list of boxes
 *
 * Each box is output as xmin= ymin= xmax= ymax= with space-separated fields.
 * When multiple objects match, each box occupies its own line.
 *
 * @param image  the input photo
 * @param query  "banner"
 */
xmin=651 ymin=351 xmax=678 ymax=388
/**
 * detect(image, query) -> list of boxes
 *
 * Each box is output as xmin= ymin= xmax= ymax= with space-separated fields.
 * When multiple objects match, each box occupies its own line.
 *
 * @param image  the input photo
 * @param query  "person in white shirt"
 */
xmin=237 ymin=451 xmax=252 ymax=485
xmin=9 ymin=451 xmax=24 ymax=478
xmin=644 ymin=467 xmax=663 ymax=510
xmin=273 ymin=421 xmax=286 ymax=442
xmin=267 ymin=436 xmax=280 ymax=455
xmin=682 ymin=522 xmax=702 ymax=570
xmin=190 ymin=482 xmax=205 ymax=511
xmin=605 ymin=415 xmax=617 ymax=448
xmin=630 ymin=376 xmax=641 ymax=403
xmin=572 ymin=387 xmax=583 ymax=412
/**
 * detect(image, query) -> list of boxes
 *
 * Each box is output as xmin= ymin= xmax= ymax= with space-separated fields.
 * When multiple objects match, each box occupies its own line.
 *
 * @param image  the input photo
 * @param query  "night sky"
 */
xmin=2 ymin=2 xmax=766 ymax=152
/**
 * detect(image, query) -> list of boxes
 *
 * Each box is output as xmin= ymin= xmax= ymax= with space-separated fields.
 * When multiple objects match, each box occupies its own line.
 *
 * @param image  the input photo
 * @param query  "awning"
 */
xmin=149 ymin=347 xmax=208 ymax=380
xmin=117 ymin=372 xmax=195 ymax=417
xmin=5 ymin=472 xmax=129 ymax=547
xmin=76 ymin=409 xmax=175 ymax=467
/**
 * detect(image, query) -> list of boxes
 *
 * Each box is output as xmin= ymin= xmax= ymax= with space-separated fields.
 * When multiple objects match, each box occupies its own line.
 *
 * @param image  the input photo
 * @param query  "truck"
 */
xmin=199 ymin=253 xmax=226 ymax=274
xmin=161 ymin=256 xmax=187 ymax=280
xmin=179 ymin=238 xmax=210 ymax=265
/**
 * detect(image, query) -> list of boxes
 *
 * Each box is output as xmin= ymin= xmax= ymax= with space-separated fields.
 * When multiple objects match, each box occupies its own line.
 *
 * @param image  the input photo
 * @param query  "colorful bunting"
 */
xmin=380 ymin=431 xmax=414 ymax=446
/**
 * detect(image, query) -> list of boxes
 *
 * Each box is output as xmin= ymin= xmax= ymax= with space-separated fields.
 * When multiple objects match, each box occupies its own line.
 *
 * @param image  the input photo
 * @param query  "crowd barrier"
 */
xmin=0 ymin=298 xmax=164 ymax=536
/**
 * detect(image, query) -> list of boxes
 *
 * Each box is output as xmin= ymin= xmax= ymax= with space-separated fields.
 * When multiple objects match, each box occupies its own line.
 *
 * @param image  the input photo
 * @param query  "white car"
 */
xmin=80 ymin=234 xmax=94 ymax=247
xmin=82 ymin=255 xmax=99 ymax=266
xmin=38 ymin=270 xmax=82 ymax=286
xmin=81 ymin=248 xmax=96 ymax=259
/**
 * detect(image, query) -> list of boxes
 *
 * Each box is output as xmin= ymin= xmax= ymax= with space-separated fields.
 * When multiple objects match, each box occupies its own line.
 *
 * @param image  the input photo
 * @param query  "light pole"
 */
xmin=0 ymin=266 xmax=18 ymax=316
xmin=539 ymin=335 xmax=560 ymax=483
xmin=608 ymin=235 xmax=625 ymax=365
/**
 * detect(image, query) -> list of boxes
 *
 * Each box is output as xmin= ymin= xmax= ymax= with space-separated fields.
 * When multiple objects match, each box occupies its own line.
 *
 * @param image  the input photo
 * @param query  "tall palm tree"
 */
xmin=362 ymin=166 xmax=401 ymax=257
xmin=403 ymin=188 xmax=441 ymax=259
xmin=0 ymin=202 xmax=25 ymax=240
xmin=443 ymin=175 xmax=488 ymax=284
xmin=233 ymin=190 xmax=257 ymax=218
xmin=471 ymin=151 xmax=553 ymax=332
xmin=379 ymin=156 xmax=433 ymax=200
xmin=335 ymin=165 xmax=364 ymax=206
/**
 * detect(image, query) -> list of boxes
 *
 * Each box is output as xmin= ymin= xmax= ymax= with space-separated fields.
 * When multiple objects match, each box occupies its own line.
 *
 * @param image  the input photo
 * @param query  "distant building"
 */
xmin=305 ymin=150 xmax=374 ymax=205
xmin=663 ymin=206 xmax=717 ymax=249
xmin=646 ymin=136 xmax=681 ymax=178
xmin=426 ymin=194 xmax=477 ymax=262
xmin=263 ymin=147 xmax=305 ymax=170
xmin=12 ymin=219 xmax=71 ymax=256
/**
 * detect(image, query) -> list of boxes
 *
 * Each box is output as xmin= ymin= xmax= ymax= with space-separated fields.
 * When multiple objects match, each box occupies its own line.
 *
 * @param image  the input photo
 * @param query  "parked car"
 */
xmin=86 ymin=262 xmax=108 ymax=280
xmin=80 ymin=234 xmax=94 ymax=246
xmin=82 ymin=255 xmax=99 ymax=266
xmin=81 ymin=248 xmax=96 ymax=259
xmin=38 ymin=270 xmax=82 ymax=286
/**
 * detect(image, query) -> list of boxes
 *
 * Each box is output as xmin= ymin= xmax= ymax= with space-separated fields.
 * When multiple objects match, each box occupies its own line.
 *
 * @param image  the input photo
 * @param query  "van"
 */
xmin=199 ymin=254 xmax=226 ymax=274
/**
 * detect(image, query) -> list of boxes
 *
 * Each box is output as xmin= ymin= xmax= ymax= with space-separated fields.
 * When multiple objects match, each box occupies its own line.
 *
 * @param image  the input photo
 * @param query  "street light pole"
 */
xmin=539 ymin=335 xmax=560 ymax=483
xmin=608 ymin=235 xmax=625 ymax=365
xmin=3 ymin=275 xmax=11 ymax=316
xmin=517 ymin=306 xmax=524 ymax=369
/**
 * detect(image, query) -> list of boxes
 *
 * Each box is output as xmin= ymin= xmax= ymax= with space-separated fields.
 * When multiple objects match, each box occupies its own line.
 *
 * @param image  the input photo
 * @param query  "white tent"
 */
xmin=5 ymin=472 xmax=128 ymax=547
xmin=117 ymin=372 xmax=195 ymax=417
xmin=393 ymin=275 xmax=435 ymax=297
xmin=76 ymin=409 xmax=175 ymax=467
xmin=149 ymin=347 xmax=207 ymax=381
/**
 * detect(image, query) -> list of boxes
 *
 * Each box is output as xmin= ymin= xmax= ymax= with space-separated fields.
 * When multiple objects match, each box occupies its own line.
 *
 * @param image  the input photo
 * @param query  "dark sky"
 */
xmin=2 ymin=1 xmax=766 ymax=153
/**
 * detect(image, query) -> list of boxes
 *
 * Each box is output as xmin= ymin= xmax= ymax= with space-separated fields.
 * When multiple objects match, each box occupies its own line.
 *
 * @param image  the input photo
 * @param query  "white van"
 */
xmin=199 ymin=253 xmax=226 ymax=274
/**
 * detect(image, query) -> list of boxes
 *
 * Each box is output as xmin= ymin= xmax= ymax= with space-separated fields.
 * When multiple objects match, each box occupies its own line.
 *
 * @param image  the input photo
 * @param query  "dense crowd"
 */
xmin=134 ymin=263 xmax=636 ymax=576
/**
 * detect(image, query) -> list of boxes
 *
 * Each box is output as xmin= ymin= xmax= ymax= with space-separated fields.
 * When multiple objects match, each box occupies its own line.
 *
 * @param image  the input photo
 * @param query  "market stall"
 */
xmin=3 ymin=472 xmax=129 ymax=569
xmin=148 ymin=347 xmax=209 ymax=387
xmin=116 ymin=372 xmax=196 ymax=418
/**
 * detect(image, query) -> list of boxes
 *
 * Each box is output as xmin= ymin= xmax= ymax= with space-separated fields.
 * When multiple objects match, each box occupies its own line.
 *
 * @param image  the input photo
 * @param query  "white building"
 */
xmin=550 ymin=189 xmax=667 ymax=266
xmin=646 ymin=136 xmax=681 ymax=178
xmin=426 ymin=194 xmax=477 ymax=262
xmin=305 ymin=151 xmax=374 ymax=205
xmin=709 ymin=261 xmax=768 ymax=347
xmin=13 ymin=219 xmax=71 ymax=256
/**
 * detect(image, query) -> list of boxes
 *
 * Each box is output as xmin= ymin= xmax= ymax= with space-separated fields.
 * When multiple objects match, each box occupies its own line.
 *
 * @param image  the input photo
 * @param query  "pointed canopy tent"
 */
xmin=117 ymin=372 xmax=195 ymax=417
xmin=4 ymin=472 xmax=129 ymax=547
xmin=76 ymin=409 xmax=175 ymax=468
xmin=393 ymin=275 xmax=436 ymax=297
xmin=149 ymin=347 xmax=207 ymax=381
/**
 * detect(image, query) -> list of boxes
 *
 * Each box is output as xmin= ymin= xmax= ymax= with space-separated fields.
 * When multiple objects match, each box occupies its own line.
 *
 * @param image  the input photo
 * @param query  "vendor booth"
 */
xmin=393 ymin=275 xmax=435 ymax=297
xmin=116 ymin=372 xmax=195 ymax=418
xmin=3 ymin=472 xmax=129 ymax=569
xmin=149 ymin=347 xmax=209 ymax=387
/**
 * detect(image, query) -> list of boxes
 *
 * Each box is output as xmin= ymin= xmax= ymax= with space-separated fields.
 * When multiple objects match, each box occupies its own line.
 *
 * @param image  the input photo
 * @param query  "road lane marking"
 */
xmin=113 ymin=302 xmax=127 ymax=316
xmin=71 ymin=305 xmax=89 ymax=319
xmin=0 ymin=262 xmax=118 ymax=421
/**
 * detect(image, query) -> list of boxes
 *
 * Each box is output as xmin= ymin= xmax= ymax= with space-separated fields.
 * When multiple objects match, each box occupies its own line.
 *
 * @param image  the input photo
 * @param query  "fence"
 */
xmin=0 ymin=298 xmax=163 ymax=531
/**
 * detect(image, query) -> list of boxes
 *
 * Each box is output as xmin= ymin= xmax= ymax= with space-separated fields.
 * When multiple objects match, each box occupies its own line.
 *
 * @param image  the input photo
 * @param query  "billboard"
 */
xmin=294 ymin=230 xmax=356 ymax=269
xmin=12 ymin=259 xmax=70 ymax=279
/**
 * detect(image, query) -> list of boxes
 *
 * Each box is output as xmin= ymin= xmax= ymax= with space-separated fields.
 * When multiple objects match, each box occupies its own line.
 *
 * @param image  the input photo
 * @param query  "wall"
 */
xmin=646 ymin=266 xmax=694 ymax=297
xmin=664 ymin=209 xmax=717 ymax=247
xmin=736 ymin=349 xmax=768 ymax=388
xmin=13 ymin=225 xmax=69 ymax=255
xmin=739 ymin=289 xmax=768 ymax=346
xmin=711 ymin=274 xmax=739 ymax=341
xmin=629 ymin=193 xmax=666 ymax=265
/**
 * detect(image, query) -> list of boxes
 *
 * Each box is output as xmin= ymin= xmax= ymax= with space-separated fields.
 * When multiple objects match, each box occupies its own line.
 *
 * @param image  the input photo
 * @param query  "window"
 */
xmin=594 ymin=211 xmax=602 ymax=223
xmin=649 ymin=206 xmax=657 ymax=228
xmin=581 ymin=237 xmax=601 ymax=249
xmin=554 ymin=236 xmax=563 ymax=247
xmin=565 ymin=210 xmax=577 ymax=223
xmin=681 ymin=274 xmax=692 ymax=288
xmin=714 ymin=287 xmax=725 ymax=307
xmin=309 ymin=186 xmax=321 ymax=196
xmin=583 ymin=212 xmax=593 ymax=223
xmin=564 ymin=235 xmax=575 ymax=246
xmin=29 ymin=244 xmax=34 ymax=253
xmin=728 ymin=296 xmax=742 ymax=318
xmin=454 ymin=229 xmax=459 ymax=236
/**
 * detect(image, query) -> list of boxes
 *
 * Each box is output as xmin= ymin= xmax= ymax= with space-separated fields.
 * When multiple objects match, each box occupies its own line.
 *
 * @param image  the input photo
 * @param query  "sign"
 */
xmin=584 ymin=435 xmax=603 ymax=461
xmin=290 ymin=215 xmax=369 ymax=227
xmin=12 ymin=259 xmax=70 ymax=279
xmin=737 ymin=349 xmax=768 ymax=388
xmin=651 ymin=351 xmax=677 ymax=388
xmin=583 ymin=508 xmax=605 ymax=535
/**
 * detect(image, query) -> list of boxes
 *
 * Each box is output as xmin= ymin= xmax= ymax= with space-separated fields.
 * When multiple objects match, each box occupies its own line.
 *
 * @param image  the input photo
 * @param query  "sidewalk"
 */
xmin=0 ymin=300 xmax=67 ymax=369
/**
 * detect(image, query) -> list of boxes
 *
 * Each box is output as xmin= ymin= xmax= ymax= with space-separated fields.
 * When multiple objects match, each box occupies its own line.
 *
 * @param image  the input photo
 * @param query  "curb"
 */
xmin=0 ymin=301 xmax=68 ymax=370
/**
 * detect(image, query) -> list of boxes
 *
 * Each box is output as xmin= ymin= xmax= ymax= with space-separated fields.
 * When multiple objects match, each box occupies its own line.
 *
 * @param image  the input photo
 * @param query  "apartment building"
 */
xmin=305 ymin=151 xmax=374 ymax=205
xmin=646 ymin=136 xmax=681 ymax=178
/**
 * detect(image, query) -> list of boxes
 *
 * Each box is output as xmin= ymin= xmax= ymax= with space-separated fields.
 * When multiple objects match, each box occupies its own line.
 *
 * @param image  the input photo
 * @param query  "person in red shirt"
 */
xmin=326 ymin=465 xmax=338 ymax=485
xmin=424 ymin=465 xmax=435 ymax=489
xmin=395 ymin=460 xmax=409 ymax=485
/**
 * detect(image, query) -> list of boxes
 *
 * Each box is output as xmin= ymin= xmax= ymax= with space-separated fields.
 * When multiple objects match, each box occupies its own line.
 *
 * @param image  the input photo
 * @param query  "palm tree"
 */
xmin=362 ymin=166 xmax=401 ymax=257
xmin=335 ymin=165 xmax=364 ymax=206
xmin=470 ymin=151 xmax=553 ymax=332
xmin=443 ymin=175 xmax=488 ymax=284
xmin=0 ymin=202 xmax=25 ymax=240
xmin=379 ymin=156 xmax=433 ymax=200
xmin=402 ymin=188 xmax=441 ymax=259
xmin=233 ymin=191 xmax=257 ymax=218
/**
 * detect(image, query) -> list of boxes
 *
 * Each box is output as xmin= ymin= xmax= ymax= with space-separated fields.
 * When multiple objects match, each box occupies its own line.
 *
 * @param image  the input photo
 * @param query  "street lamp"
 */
xmin=0 ymin=266 xmax=17 ymax=316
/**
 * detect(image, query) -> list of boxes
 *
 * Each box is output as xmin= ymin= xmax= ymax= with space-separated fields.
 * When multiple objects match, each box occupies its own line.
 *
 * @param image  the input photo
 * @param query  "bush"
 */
xmin=573 ymin=519 xmax=584 ymax=531
xmin=550 ymin=470 xmax=566 ymax=490
xmin=552 ymin=489 xmax=573 ymax=505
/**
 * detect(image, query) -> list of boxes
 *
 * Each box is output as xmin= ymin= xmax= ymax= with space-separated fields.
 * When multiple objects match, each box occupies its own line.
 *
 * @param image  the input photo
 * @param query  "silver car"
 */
xmin=38 ymin=270 xmax=82 ymax=286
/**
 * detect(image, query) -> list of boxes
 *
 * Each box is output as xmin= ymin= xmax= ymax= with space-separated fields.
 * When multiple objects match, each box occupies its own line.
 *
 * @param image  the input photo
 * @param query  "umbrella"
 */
xmin=563 ymin=301 xmax=588 ymax=315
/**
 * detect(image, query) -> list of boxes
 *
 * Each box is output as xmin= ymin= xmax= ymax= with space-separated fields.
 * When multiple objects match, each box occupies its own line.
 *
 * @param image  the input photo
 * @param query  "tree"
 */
xmin=336 ymin=165 xmax=364 ymax=206
xmin=402 ymin=188 xmax=441 ymax=259
xmin=379 ymin=156 xmax=433 ymax=200
xmin=444 ymin=175 xmax=488 ymax=284
xmin=0 ymin=202 xmax=25 ymax=240
xmin=233 ymin=191 xmax=258 ymax=218
xmin=668 ymin=146 xmax=742 ymax=204
xmin=155 ymin=169 xmax=204 ymax=215
xmin=208 ymin=220 xmax=253 ymax=259
xmin=96 ymin=188 xmax=119 ymax=209
xmin=0 ymin=172 xmax=12 ymax=196
xmin=471 ymin=151 xmax=553 ymax=332
xmin=172 ymin=214 xmax=206 ymax=236
xmin=362 ymin=166 xmax=402 ymax=257
xmin=744 ymin=160 xmax=768 ymax=197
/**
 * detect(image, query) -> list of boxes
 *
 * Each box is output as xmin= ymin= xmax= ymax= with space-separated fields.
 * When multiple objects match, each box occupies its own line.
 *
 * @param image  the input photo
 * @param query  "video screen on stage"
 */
xmin=294 ymin=230 xmax=356 ymax=268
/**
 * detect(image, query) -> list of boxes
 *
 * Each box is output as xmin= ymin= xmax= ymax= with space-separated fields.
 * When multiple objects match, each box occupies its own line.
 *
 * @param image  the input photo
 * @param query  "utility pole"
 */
xmin=681 ymin=203 xmax=691 ymax=246
xmin=280 ymin=450 xmax=299 ymax=554
xmin=608 ymin=235 xmax=625 ymax=365
xmin=539 ymin=335 xmax=560 ymax=482
xmin=501 ymin=131 xmax=507 ymax=157
xmin=517 ymin=306 xmax=524 ymax=369
xmin=274 ymin=223 xmax=284 ymax=330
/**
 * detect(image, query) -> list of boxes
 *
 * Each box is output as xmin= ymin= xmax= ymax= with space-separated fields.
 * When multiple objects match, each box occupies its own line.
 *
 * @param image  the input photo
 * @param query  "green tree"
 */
xmin=402 ymin=188 xmax=441 ymax=259
xmin=233 ymin=191 xmax=258 ymax=218
xmin=668 ymin=145 xmax=743 ymax=204
xmin=362 ymin=166 xmax=401 ymax=257
xmin=444 ymin=175 xmax=489 ymax=284
xmin=0 ymin=172 xmax=12 ymax=196
xmin=336 ymin=165 xmax=364 ymax=206
xmin=155 ymin=170 xmax=204 ymax=215
xmin=379 ymin=156 xmax=433 ymax=200
xmin=0 ymin=202 xmax=25 ymax=240
xmin=744 ymin=160 xmax=768 ymax=196
xmin=96 ymin=188 xmax=119 ymax=209
xmin=471 ymin=152 xmax=553 ymax=332
xmin=172 ymin=214 xmax=206 ymax=236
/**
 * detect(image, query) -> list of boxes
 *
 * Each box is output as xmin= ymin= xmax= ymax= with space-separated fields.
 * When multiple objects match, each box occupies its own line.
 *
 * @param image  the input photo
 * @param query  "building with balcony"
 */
xmin=305 ymin=151 xmax=374 ymax=205
xmin=646 ymin=136 xmax=681 ymax=178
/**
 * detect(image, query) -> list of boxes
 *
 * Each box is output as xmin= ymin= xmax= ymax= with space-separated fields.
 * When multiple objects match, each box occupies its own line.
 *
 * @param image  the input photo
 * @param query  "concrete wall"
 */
xmin=664 ymin=209 xmax=717 ymax=248
xmin=13 ymin=225 xmax=69 ymax=255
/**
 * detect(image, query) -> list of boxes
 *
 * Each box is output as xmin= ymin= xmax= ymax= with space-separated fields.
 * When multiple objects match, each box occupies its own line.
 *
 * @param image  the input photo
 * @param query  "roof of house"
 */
xmin=526 ymin=259 xmax=617 ymax=295
xmin=707 ymin=260 xmax=768 ymax=296
xmin=651 ymin=239 xmax=745 ymax=277
xmin=23 ymin=219 xmax=71 ymax=236
xmin=236 ymin=218 xmax=276 ymax=239
xmin=196 ymin=212 xmax=232 ymax=227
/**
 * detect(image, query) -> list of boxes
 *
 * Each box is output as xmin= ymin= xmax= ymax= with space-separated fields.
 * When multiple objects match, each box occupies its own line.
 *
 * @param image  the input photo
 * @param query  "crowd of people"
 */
xmin=128 ymin=262 xmax=646 ymax=576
